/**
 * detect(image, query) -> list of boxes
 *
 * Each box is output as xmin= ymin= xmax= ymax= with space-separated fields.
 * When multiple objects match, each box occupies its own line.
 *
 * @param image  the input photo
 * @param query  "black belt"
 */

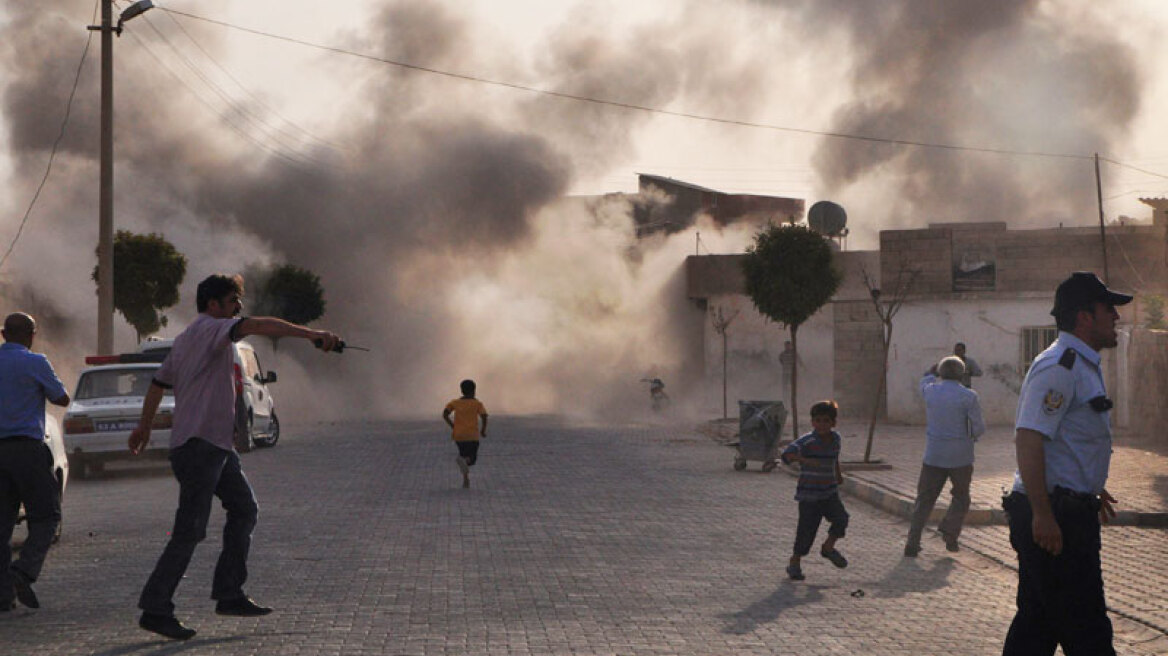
xmin=1051 ymin=485 xmax=1102 ymax=511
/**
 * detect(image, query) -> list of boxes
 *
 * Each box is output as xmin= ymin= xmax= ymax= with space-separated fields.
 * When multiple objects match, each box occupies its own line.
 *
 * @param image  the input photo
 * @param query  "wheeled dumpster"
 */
xmin=733 ymin=400 xmax=787 ymax=472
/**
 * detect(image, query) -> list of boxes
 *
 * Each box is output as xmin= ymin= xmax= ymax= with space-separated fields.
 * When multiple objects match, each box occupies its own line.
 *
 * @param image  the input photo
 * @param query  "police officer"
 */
xmin=0 ymin=312 xmax=70 ymax=611
xmin=1002 ymin=272 xmax=1130 ymax=656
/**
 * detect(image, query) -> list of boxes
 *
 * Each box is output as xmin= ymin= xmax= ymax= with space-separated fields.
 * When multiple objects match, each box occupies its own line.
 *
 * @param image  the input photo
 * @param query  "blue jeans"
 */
xmin=0 ymin=437 xmax=60 ymax=604
xmin=139 ymin=438 xmax=258 ymax=616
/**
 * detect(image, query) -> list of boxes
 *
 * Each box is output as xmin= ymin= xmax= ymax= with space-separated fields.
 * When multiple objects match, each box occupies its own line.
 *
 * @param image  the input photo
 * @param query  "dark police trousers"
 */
xmin=0 ymin=437 xmax=60 ymax=603
xmin=1002 ymin=489 xmax=1115 ymax=656
xmin=139 ymin=438 xmax=258 ymax=616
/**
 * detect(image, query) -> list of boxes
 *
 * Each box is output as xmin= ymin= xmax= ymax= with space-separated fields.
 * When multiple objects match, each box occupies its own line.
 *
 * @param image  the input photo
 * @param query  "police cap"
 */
xmin=1051 ymin=271 xmax=1133 ymax=317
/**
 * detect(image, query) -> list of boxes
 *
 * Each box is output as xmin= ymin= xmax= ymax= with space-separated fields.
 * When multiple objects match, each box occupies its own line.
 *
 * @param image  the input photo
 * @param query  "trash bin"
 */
xmin=733 ymin=400 xmax=787 ymax=472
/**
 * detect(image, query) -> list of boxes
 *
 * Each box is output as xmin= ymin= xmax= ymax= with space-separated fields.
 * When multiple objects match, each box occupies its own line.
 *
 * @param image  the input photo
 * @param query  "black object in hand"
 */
xmin=313 ymin=339 xmax=369 ymax=353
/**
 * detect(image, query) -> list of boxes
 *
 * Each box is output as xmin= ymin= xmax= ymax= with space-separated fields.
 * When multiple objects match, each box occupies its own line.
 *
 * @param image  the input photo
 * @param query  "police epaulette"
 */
xmin=1058 ymin=349 xmax=1077 ymax=369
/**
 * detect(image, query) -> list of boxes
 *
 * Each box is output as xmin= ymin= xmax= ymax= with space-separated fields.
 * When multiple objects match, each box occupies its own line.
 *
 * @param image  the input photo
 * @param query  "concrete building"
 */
xmin=633 ymin=174 xmax=804 ymax=237
xmin=685 ymin=204 xmax=1167 ymax=429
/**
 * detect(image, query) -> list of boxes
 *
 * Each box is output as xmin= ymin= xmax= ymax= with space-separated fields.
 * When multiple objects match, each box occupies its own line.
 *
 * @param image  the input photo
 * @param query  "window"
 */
xmin=75 ymin=367 xmax=173 ymax=399
xmin=1021 ymin=326 xmax=1058 ymax=372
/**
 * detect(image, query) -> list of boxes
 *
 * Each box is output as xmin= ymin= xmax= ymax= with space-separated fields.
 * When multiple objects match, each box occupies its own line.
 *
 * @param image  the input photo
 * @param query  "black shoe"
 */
xmin=940 ymin=531 xmax=960 ymax=553
xmin=12 ymin=572 xmax=38 ymax=609
xmin=0 ymin=599 xmax=14 ymax=611
xmin=215 ymin=596 xmax=273 ymax=617
xmin=139 ymin=612 xmax=197 ymax=640
xmin=904 ymin=544 xmax=921 ymax=557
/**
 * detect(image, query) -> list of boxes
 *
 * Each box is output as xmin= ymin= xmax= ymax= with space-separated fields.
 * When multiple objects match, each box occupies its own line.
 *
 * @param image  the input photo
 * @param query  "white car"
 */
xmin=17 ymin=413 xmax=69 ymax=542
xmin=62 ymin=355 xmax=174 ymax=477
xmin=137 ymin=338 xmax=280 ymax=450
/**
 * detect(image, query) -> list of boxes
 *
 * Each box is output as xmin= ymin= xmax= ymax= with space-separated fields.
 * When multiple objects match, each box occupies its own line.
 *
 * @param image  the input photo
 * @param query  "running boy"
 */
xmin=780 ymin=400 xmax=849 ymax=581
xmin=442 ymin=380 xmax=488 ymax=488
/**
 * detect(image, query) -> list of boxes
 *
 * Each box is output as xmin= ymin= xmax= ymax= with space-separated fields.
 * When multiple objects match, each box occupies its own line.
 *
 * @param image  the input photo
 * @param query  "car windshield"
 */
xmin=75 ymin=368 xmax=172 ymax=400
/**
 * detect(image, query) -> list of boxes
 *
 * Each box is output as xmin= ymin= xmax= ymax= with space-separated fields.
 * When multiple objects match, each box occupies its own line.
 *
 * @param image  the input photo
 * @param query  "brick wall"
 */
xmin=1129 ymin=329 xmax=1168 ymax=443
xmin=833 ymin=300 xmax=886 ymax=418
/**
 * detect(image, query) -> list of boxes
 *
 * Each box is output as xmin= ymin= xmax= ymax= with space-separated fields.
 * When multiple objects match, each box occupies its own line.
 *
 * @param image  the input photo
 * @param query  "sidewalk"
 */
xmin=705 ymin=418 xmax=1168 ymax=639
xmin=832 ymin=420 xmax=1168 ymax=527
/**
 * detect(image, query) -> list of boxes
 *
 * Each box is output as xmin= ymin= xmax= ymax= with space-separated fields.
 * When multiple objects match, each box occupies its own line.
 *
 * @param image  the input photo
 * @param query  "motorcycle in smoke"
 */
xmin=641 ymin=377 xmax=671 ymax=412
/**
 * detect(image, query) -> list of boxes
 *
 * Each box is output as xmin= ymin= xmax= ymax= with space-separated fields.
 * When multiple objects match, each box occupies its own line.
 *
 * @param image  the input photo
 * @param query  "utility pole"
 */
xmin=1095 ymin=153 xmax=1110 ymax=282
xmin=92 ymin=0 xmax=115 ymax=355
xmin=90 ymin=0 xmax=153 ymax=354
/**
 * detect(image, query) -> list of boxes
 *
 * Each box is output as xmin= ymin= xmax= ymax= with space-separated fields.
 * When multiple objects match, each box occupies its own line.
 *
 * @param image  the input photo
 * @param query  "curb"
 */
xmin=839 ymin=474 xmax=1168 ymax=527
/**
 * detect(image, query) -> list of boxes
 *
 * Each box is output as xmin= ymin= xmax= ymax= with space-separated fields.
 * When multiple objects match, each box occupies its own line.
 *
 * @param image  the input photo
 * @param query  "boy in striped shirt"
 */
xmin=780 ymin=400 xmax=849 ymax=581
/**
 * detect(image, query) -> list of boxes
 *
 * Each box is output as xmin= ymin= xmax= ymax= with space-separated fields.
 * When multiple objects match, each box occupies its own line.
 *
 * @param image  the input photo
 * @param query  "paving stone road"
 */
xmin=3 ymin=416 xmax=1164 ymax=655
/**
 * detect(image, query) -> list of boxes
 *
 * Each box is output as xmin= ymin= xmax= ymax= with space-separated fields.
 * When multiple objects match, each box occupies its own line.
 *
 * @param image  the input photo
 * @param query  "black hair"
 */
xmin=460 ymin=379 xmax=476 ymax=397
xmin=196 ymin=274 xmax=244 ymax=312
xmin=1054 ymin=307 xmax=1081 ymax=332
xmin=810 ymin=400 xmax=839 ymax=420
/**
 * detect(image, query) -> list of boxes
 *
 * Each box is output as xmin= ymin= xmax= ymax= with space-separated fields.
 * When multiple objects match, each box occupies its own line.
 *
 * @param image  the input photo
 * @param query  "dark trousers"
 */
xmin=139 ymin=438 xmax=258 ymax=616
xmin=1002 ymin=490 xmax=1115 ymax=656
xmin=456 ymin=440 xmax=480 ymax=466
xmin=792 ymin=494 xmax=849 ymax=556
xmin=905 ymin=463 xmax=973 ymax=549
xmin=0 ymin=438 xmax=60 ymax=604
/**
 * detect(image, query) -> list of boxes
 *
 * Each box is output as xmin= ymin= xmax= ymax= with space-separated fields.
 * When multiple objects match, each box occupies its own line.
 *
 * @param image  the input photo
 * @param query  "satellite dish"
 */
xmin=808 ymin=201 xmax=847 ymax=237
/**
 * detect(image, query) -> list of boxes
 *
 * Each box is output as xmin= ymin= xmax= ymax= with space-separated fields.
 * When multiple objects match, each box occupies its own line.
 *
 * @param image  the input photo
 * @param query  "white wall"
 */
xmin=701 ymin=293 xmax=835 ymax=431
xmin=887 ymin=298 xmax=1050 ymax=424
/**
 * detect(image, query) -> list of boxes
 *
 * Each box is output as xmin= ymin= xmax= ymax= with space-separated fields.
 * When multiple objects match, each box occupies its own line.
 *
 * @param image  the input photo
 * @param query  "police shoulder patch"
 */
xmin=1042 ymin=389 xmax=1065 ymax=415
xmin=1058 ymin=349 xmax=1077 ymax=370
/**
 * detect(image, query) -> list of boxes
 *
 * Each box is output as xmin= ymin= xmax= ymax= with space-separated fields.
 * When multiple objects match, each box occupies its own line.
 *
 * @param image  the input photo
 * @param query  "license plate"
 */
xmin=95 ymin=420 xmax=139 ymax=432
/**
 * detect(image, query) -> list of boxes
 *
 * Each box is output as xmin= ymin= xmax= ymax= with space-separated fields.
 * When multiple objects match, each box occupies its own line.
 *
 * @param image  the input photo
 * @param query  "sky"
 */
xmin=2 ymin=0 xmax=1167 ymax=419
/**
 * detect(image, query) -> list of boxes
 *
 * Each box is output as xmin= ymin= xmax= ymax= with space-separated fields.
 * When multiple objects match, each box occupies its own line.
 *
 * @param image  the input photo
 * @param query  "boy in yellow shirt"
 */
xmin=442 ymin=379 xmax=488 ymax=488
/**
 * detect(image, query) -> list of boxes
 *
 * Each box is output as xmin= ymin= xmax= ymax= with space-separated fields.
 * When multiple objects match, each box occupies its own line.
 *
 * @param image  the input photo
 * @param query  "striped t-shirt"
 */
xmin=781 ymin=430 xmax=842 ymax=501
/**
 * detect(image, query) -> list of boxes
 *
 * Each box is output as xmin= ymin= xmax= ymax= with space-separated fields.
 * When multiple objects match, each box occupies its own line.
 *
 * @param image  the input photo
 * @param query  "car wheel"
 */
xmin=253 ymin=413 xmax=280 ymax=448
xmin=235 ymin=413 xmax=253 ymax=453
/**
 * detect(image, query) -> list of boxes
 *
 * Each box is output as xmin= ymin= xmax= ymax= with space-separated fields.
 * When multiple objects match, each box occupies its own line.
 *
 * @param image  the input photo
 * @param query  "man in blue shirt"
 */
xmin=0 ymin=312 xmax=70 ymax=611
xmin=1002 ymin=272 xmax=1130 ymax=656
xmin=904 ymin=356 xmax=985 ymax=557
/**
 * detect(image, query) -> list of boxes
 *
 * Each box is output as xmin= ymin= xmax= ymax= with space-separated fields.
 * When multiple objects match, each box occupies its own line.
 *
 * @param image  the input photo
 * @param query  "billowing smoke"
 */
xmin=788 ymin=0 xmax=1143 ymax=233
xmin=0 ymin=0 xmax=1148 ymax=421
xmin=0 ymin=0 xmax=771 ymax=420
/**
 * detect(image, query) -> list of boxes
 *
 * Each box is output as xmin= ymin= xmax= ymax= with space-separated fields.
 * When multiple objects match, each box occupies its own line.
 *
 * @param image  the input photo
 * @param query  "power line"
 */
xmin=155 ymin=8 xmax=343 ymax=152
xmin=1100 ymin=156 xmax=1168 ymax=182
xmin=0 ymin=3 xmax=97 ymax=272
xmin=123 ymin=28 xmax=315 ymax=167
xmin=135 ymin=14 xmax=325 ymax=165
xmin=157 ymin=7 xmax=1102 ymax=163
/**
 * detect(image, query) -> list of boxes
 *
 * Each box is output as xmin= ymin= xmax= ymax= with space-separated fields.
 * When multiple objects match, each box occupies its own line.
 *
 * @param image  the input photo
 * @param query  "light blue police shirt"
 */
xmin=0 ymin=342 xmax=68 ymax=440
xmin=920 ymin=374 xmax=985 ymax=468
xmin=1012 ymin=332 xmax=1112 ymax=495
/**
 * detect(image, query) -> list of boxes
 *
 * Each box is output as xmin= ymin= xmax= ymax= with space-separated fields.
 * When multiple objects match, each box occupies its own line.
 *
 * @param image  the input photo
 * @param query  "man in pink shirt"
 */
xmin=128 ymin=274 xmax=340 ymax=640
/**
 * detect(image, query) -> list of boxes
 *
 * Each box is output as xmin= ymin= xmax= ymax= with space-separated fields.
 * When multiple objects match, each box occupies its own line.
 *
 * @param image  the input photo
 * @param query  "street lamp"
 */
xmin=89 ymin=0 xmax=153 ymax=354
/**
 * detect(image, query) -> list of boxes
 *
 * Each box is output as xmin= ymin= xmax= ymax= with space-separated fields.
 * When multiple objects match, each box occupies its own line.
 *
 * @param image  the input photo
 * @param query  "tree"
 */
xmin=742 ymin=224 xmax=842 ymax=440
xmin=711 ymin=305 xmax=740 ymax=419
xmin=860 ymin=261 xmax=921 ymax=463
xmin=92 ymin=230 xmax=187 ymax=343
xmin=246 ymin=263 xmax=326 ymax=350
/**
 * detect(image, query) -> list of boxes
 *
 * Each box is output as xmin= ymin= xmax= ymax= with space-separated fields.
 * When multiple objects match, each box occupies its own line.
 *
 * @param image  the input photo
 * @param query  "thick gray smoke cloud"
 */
xmin=0 ymin=0 xmax=771 ymax=420
xmin=781 ymin=0 xmax=1143 ymax=230
xmin=0 ymin=0 xmax=1148 ymax=421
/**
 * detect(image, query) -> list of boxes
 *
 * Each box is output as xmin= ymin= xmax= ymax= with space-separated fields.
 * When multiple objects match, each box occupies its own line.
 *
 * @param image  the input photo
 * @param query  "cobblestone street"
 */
xmin=2 ymin=417 xmax=1164 ymax=655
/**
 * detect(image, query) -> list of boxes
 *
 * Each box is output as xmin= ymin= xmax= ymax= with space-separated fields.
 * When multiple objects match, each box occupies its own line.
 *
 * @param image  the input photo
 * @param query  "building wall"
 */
xmin=1128 ymin=328 xmax=1168 ymax=443
xmin=833 ymin=300 xmax=886 ymax=419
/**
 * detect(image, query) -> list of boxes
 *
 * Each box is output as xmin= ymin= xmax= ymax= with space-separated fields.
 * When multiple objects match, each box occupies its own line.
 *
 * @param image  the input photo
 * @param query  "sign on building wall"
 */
xmin=952 ymin=242 xmax=996 ymax=292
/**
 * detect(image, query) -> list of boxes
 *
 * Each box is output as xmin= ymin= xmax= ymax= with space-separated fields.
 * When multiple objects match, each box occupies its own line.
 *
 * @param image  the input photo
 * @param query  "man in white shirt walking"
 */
xmin=904 ymin=356 xmax=985 ymax=556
